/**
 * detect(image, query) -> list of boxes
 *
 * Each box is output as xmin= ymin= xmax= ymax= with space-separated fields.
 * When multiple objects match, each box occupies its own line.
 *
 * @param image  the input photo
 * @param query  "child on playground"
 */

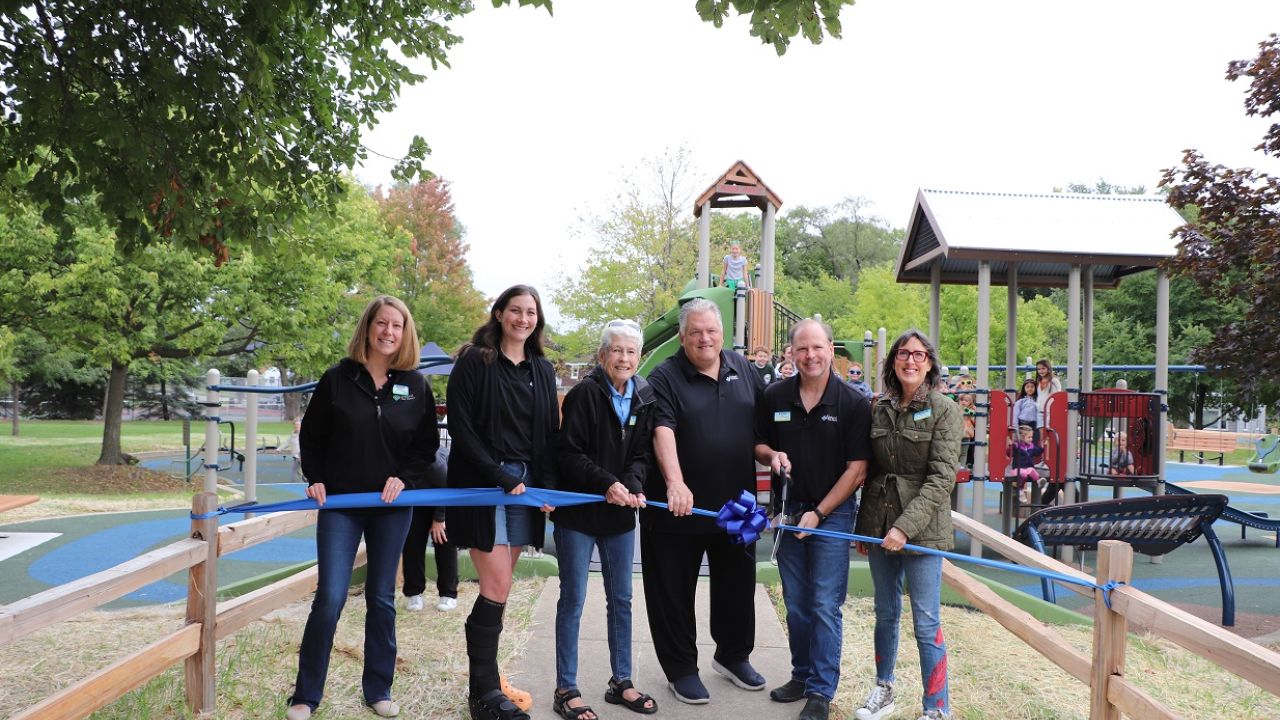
xmin=1108 ymin=431 xmax=1136 ymax=475
xmin=1007 ymin=424 xmax=1044 ymax=504
xmin=957 ymin=393 xmax=978 ymax=468
xmin=1013 ymin=380 xmax=1038 ymax=441
xmin=721 ymin=243 xmax=751 ymax=290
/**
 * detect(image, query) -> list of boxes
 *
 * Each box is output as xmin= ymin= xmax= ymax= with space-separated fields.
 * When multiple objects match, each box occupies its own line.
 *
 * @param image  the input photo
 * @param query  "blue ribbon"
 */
xmin=195 ymin=487 xmax=1123 ymax=605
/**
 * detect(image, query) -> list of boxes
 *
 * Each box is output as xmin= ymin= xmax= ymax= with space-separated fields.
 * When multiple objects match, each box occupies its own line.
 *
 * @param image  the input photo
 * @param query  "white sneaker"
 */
xmin=405 ymin=594 xmax=424 ymax=611
xmin=436 ymin=596 xmax=458 ymax=612
xmin=854 ymin=680 xmax=895 ymax=720
xmin=917 ymin=710 xmax=951 ymax=720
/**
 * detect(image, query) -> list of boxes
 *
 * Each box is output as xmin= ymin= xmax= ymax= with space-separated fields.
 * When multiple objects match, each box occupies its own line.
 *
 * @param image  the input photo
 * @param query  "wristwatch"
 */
xmin=812 ymin=508 xmax=828 ymax=523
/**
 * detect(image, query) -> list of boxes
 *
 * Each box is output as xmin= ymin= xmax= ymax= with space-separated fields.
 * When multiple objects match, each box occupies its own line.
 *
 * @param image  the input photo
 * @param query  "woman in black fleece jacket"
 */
xmin=287 ymin=296 xmax=438 ymax=720
xmin=447 ymin=285 xmax=559 ymax=720
xmin=551 ymin=319 xmax=657 ymax=719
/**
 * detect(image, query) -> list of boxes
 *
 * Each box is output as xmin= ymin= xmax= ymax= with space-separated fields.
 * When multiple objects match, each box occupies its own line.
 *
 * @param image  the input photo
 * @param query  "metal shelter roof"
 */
xmin=896 ymin=189 xmax=1186 ymax=288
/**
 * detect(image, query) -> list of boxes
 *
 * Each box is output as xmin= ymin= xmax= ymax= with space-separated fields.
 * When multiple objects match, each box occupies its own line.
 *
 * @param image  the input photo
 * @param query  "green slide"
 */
xmin=639 ymin=284 xmax=735 ymax=377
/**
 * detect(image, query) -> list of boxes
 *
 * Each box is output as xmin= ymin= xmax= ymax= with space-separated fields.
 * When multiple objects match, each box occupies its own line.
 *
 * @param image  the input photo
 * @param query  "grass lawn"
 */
xmin=0 ymin=419 xmax=294 ymax=496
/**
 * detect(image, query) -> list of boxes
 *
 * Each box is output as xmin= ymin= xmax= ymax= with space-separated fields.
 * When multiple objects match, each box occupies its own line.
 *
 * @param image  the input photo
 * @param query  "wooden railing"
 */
xmin=4 ymin=495 xmax=1280 ymax=718
xmin=0 ymin=492 xmax=357 ymax=719
xmin=953 ymin=512 xmax=1280 ymax=719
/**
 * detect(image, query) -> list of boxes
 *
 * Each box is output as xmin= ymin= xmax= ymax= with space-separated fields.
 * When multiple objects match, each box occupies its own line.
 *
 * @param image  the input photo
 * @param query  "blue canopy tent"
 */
xmin=418 ymin=342 xmax=454 ymax=375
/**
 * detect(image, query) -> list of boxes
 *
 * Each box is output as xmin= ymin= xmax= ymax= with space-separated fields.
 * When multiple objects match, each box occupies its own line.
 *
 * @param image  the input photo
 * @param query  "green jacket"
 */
xmin=855 ymin=387 xmax=963 ymax=551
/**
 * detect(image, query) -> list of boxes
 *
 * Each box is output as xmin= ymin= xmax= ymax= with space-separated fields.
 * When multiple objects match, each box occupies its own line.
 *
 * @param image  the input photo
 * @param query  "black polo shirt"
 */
xmin=490 ymin=354 xmax=534 ymax=462
xmin=646 ymin=347 xmax=764 ymax=533
xmin=755 ymin=373 xmax=872 ymax=505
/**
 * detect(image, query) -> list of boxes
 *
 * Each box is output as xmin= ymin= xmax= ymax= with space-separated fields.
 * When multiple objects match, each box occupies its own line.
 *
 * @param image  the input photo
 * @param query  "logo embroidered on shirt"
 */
xmin=725 ymin=375 xmax=740 ymax=383
xmin=821 ymin=414 xmax=838 ymax=422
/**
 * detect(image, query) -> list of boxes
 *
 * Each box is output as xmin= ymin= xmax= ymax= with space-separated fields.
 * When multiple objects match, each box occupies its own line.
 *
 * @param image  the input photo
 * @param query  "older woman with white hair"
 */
xmin=550 ymin=319 xmax=658 ymax=720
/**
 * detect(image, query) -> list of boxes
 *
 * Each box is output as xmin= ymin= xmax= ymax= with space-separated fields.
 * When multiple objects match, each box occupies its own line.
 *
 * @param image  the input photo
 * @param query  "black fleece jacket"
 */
xmin=553 ymin=366 xmax=655 ymax=536
xmin=300 ymin=358 xmax=439 ymax=496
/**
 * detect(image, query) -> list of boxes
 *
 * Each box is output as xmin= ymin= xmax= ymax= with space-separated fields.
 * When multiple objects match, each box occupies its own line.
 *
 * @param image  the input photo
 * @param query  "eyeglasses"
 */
xmin=606 ymin=319 xmax=641 ymax=330
xmin=895 ymin=349 xmax=928 ymax=363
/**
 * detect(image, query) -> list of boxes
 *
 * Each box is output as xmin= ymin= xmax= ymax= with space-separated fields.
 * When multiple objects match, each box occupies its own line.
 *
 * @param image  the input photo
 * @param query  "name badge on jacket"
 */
xmin=392 ymin=384 xmax=409 ymax=397
xmin=913 ymin=408 xmax=932 ymax=421
xmin=774 ymin=411 xmax=792 ymax=422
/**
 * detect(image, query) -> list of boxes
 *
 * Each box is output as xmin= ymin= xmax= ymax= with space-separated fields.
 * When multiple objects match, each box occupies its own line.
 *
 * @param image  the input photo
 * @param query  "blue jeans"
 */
xmin=494 ymin=460 xmax=536 ymax=547
xmin=553 ymin=524 xmax=636 ymax=690
xmin=291 ymin=507 xmax=413 ymax=710
xmin=777 ymin=497 xmax=855 ymax=700
xmin=867 ymin=546 xmax=949 ymax=714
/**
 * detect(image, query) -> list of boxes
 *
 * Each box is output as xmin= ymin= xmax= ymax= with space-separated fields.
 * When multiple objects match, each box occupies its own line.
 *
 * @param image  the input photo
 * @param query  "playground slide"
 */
xmin=1164 ymin=481 xmax=1280 ymax=543
xmin=638 ymin=285 xmax=735 ymax=377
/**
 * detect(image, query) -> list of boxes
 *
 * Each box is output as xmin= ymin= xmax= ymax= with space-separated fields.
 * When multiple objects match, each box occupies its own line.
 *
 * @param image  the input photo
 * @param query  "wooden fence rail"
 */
xmin=4 ymin=495 xmax=1280 ymax=718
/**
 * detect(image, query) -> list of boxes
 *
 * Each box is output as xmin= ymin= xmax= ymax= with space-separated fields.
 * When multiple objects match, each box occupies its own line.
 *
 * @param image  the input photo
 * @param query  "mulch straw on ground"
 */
xmin=0 ymin=578 xmax=543 ymax=720
xmin=785 ymin=593 xmax=1280 ymax=719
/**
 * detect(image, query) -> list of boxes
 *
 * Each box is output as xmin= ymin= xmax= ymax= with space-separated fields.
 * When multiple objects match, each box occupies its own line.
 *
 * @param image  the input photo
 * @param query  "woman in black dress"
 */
xmin=447 ymin=285 xmax=559 ymax=720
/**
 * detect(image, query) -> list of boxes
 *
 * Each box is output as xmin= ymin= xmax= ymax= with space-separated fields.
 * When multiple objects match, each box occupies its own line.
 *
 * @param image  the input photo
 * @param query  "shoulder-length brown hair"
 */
xmin=347 ymin=295 xmax=420 ymax=371
xmin=457 ymin=284 xmax=546 ymax=364
xmin=880 ymin=328 xmax=941 ymax=399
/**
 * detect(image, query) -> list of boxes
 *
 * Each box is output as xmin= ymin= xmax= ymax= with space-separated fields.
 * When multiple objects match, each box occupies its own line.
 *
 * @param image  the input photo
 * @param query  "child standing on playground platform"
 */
xmin=1007 ymin=425 xmax=1044 ymax=504
xmin=721 ymin=243 xmax=751 ymax=290
xmin=1014 ymin=380 xmax=1039 ymax=443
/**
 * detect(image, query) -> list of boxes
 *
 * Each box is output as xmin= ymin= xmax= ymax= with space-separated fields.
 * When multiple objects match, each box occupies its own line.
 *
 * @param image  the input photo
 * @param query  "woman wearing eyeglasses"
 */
xmin=852 ymin=330 xmax=962 ymax=720
xmin=550 ymin=318 xmax=657 ymax=719
xmin=447 ymin=285 xmax=559 ymax=720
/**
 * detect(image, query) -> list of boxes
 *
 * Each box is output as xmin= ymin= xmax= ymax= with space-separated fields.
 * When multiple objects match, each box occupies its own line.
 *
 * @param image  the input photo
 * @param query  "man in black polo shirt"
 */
xmin=754 ymin=318 xmax=871 ymax=720
xmin=643 ymin=297 xmax=766 ymax=705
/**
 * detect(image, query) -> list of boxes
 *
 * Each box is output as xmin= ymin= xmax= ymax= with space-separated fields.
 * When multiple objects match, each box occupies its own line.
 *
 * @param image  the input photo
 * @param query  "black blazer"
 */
xmin=553 ymin=366 xmax=655 ymax=537
xmin=445 ymin=346 xmax=559 ymax=551
xmin=300 ymin=358 xmax=439 ymax=496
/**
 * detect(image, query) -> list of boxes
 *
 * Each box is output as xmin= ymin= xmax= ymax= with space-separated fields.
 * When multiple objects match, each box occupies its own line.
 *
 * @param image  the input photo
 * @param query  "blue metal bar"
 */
xmin=207 ymin=356 xmax=454 ymax=394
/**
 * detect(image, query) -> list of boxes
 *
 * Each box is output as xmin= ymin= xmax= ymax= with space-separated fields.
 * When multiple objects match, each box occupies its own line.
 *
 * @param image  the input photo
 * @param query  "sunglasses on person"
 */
xmin=848 ymin=370 xmax=862 ymax=376
xmin=605 ymin=319 xmax=641 ymax=330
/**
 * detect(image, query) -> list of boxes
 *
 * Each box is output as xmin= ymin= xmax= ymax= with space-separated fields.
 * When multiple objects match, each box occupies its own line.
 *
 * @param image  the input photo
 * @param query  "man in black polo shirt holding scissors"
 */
xmin=754 ymin=318 xmax=871 ymax=720
xmin=643 ymin=297 xmax=766 ymax=705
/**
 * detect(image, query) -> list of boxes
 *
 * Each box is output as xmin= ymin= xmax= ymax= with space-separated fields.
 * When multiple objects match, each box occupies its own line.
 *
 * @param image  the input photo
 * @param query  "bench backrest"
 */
xmin=1015 ymin=494 xmax=1228 ymax=557
xmin=1167 ymin=425 xmax=1237 ymax=452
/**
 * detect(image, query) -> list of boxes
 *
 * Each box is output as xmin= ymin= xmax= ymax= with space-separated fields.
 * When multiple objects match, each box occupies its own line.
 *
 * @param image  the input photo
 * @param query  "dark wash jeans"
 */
xmin=290 ymin=506 xmax=412 ymax=710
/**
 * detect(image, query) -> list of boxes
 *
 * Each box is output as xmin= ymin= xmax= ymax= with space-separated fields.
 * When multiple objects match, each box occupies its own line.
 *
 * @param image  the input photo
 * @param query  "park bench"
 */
xmin=1015 ymin=493 xmax=1236 ymax=626
xmin=0 ymin=494 xmax=39 ymax=513
xmin=1166 ymin=423 xmax=1238 ymax=465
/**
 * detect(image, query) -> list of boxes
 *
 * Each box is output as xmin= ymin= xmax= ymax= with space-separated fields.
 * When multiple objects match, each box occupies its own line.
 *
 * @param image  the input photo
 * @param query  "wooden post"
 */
xmin=1090 ymin=540 xmax=1134 ymax=720
xmin=185 ymin=492 xmax=219 ymax=715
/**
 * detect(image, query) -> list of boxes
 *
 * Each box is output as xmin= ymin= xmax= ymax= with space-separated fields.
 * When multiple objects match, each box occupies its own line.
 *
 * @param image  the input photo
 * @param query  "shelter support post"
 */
xmin=930 ymin=260 xmax=941 ymax=347
xmin=1006 ymin=264 xmax=1018 ymax=391
xmin=971 ymin=261 xmax=991 ymax=556
xmin=696 ymin=204 xmax=711 ymax=289
xmin=1156 ymin=272 xmax=1170 ymax=514
xmin=1064 ymin=266 xmax=1081 ymax=562
xmin=877 ymin=328 xmax=887 ymax=396
xmin=761 ymin=202 xmax=777 ymax=293
xmin=1083 ymin=268 xmax=1094 ymax=392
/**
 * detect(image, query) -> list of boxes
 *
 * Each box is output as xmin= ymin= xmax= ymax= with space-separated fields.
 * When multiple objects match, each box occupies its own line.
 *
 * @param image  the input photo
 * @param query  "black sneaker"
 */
xmin=799 ymin=696 xmax=830 ymax=720
xmin=769 ymin=679 xmax=806 ymax=703
xmin=668 ymin=674 xmax=710 ymax=704
xmin=712 ymin=658 xmax=766 ymax=691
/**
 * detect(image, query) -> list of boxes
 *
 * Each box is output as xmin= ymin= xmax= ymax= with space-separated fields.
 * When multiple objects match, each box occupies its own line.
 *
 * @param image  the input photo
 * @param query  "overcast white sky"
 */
xmin=356 ymin=0 xmax=1279 ymax=324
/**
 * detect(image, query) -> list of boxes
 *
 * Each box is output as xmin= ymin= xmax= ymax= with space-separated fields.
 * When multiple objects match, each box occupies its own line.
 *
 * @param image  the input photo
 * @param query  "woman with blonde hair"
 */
xmin=287 ymin=295 xmax=439 ymax=720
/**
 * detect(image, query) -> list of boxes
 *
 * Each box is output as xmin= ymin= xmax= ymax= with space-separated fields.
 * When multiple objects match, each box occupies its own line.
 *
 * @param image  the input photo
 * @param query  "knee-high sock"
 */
xmin=466 ymin=595 xmax=506 ymax=697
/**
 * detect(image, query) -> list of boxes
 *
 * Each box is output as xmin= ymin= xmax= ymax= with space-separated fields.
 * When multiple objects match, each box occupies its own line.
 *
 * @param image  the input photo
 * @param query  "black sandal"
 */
xmin=469 ymin=689 xmax=530 ymax=720
xmin=605 ymin=677 xmax=658 ymax=714
xmin=552 ymin=688 xmax=598 ymax=720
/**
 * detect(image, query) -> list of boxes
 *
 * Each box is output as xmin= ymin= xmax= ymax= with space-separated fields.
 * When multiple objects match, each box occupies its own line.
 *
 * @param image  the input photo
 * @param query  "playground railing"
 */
xmin=955 ymin=512 xmax=1280 ymax=718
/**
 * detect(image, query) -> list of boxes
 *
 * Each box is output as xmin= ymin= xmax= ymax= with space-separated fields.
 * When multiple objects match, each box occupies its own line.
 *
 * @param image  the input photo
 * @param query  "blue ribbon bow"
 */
xmin=715 ymin=490 xmax=769 ymax=545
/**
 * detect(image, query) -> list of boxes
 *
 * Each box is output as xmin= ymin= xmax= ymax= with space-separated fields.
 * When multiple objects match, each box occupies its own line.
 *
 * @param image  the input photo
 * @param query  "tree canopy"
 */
xmin=1161 ymin=33 xmax=1280 ymax=404
xmin=0 ymin=1 xmax=852 ymax=259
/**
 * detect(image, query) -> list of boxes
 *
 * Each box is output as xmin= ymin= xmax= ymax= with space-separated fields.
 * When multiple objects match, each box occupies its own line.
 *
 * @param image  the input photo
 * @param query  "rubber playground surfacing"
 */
xmin=2 ymin=456 xmax=1278 ymax=640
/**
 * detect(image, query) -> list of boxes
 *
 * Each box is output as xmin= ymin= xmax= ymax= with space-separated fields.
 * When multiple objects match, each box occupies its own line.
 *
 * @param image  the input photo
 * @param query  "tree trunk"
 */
xmin=10 ymin=381 xmax=18 ymax=437
xmin=97 ymin=360 xmax=129 ymax=465
xmin=160 ymin=377 xmax=170 ymax=421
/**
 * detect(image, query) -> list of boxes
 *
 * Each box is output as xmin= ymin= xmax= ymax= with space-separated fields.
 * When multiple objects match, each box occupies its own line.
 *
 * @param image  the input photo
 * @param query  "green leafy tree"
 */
xmin=1161 ymin=33 xmax=1280 ymax=409
xmin=776 ymin=197 xmax=902 ymax=288
xmin=553 ymin=148 xmax=699 ymax=358
xmin=0 ymin=181 xmax=395 ymax=464
xmin=0 ymin=1 xmax=850 ymax=257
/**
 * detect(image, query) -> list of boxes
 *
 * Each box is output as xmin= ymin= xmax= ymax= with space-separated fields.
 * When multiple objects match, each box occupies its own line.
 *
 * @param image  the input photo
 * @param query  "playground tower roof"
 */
xmin=896 ymin=189 xmax=1187 ymax=288
xmin=694 ymin=160 xmax=783 ymax=216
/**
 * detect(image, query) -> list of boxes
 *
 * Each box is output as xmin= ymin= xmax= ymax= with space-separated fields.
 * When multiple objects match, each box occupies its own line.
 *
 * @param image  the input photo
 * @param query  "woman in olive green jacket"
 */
xmin=852 ymin=330 xmax=962 ymax=720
